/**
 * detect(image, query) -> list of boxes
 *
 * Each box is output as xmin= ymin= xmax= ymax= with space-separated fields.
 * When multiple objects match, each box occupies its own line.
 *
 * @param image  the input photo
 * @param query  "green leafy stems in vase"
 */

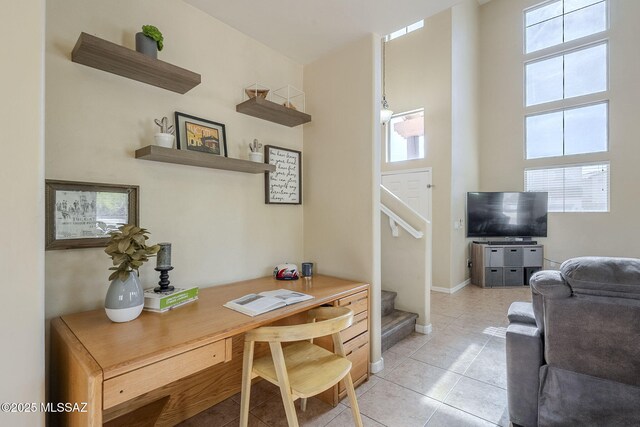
xmin=142 ymin=25 xmax=164 ymax=51
xmin=104 ymin=224 xmax=160 ymax=282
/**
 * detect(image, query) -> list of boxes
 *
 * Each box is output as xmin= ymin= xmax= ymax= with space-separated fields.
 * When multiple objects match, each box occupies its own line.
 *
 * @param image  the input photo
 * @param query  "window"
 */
xmin=526 ymin=102 xmax=608 ymax=159
xmin=525 ymin=163 xmax=609 ymax=212
xmin=525 ymin=0 xmax=607 ymax=53
xmin=525 ymin=42 xmax=607 ymax=106
xmin=385 ymin=20 xmax=424 ymax=42
xmin=523 ymin=1 xmax=609 ymax=212
xmin=387 ymin=109 xmax=424 ymax=163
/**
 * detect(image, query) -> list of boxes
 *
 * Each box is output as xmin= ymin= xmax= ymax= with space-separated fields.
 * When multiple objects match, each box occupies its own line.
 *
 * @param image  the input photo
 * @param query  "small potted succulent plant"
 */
xmin=135 ymin=25 xmax=164 ymax=59
xmin=103 ymin=224 xmax=160 ymax=322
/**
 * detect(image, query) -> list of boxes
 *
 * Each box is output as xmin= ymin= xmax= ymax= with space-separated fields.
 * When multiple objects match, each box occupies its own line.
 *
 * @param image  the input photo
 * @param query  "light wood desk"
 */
xmin=50 ymin=275 xmax=370 ymax=426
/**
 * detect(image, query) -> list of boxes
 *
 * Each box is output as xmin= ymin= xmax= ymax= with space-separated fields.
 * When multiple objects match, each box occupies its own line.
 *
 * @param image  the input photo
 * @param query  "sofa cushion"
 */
xmin=538 ymin=365 xmax=640 ymax=427
xmin=561 ymin=257 xmax=640 ymax=299
xmin=544 ymin=295 xmax=640 ymax=386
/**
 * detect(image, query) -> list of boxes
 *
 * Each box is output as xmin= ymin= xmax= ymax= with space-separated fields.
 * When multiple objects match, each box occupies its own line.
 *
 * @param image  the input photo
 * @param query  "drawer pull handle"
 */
xmin=344 ymin=298 xmax=367 ymax=306
xmin=491 ymin=250 xmax=497 ymax=252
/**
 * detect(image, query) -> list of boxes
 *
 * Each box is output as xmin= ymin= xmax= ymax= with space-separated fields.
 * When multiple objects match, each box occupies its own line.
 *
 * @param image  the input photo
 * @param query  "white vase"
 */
xmin=154 ymin=133 xmax=175 ymax=148
xmin=104 ymin=271 xmax=144 ymax=323
xmin=249 ymin=152 xmax=264 ymax=163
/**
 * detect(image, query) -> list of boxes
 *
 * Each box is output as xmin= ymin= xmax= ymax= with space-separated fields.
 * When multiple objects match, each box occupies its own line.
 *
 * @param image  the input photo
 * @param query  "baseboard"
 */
xmin=431 ymin=279 xmax=470 ymax=294
xmin=370 ymin=357 xmax=384 ymax=374
xmin=415 ymin=323 xmax=432 ymax=334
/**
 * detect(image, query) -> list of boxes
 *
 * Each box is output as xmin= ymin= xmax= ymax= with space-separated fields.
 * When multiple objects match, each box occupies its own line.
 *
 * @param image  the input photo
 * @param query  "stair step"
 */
xmin=381 ymin=309 xmax=418 ymax=353
xmin=381 ymin=290 xmax=398 ymax=317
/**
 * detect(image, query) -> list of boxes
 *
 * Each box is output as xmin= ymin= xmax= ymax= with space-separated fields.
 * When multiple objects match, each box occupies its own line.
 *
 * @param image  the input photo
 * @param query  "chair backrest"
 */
xmin=532 ymin=257 xmax=640 ymax=387
xmin=244 ymin=307 xmax=353 ymax=343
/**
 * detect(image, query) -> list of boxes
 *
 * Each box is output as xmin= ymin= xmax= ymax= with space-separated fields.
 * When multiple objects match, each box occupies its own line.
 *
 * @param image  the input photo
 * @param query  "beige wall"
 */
xmin=0 ymin=1 xmax=45 ymax=425
xmin=383 ymin=10 xmax=454 ymax=289
xmin=451 ymin=0 xmax=480 ymax=287
xmin=479 ymin=0 xmax=640 ymax=263
xmin=45 ymin=0 xmax=304 ymax=320
xmin=380 ymin=187 xmax=431 ymax=325
xmin=303 ymin=35 xmax=381 ymax=365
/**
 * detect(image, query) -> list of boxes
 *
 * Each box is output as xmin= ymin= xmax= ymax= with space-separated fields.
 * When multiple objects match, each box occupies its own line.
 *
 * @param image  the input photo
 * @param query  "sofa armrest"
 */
xmin=508 ymin=302 xmax=536 ymax=325
xmin=530 ymin=270 xmax=571 ymax=332
xmin=507 ymin=323 xmax=543 ymax=427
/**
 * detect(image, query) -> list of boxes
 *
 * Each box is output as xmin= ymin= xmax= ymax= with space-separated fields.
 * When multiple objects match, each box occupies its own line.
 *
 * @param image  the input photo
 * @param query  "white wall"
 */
xmin=303 ymin=34 xmax=382 ymax=367
xmin=45 ymin=0 xmax=304 ymax=320
xmin=451 ymin=0 xmax=480 ymax=287
xmin=383 ymin=10 xmax=454 ymax=289
xmin=0 ymin=1 xmax=45 ymax=425
xmin=479 ymin=0 xmax=640 ymax=263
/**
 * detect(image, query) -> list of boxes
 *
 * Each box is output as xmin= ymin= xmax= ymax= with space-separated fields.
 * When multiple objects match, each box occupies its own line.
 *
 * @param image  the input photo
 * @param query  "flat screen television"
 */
xmin=466 ymin=192 xmax=548 ymax=238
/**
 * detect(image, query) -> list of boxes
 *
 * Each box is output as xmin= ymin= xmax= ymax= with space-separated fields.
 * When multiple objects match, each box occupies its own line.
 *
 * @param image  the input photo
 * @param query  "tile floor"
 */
xmin=179 ymin=285 xmax=532 ymax=427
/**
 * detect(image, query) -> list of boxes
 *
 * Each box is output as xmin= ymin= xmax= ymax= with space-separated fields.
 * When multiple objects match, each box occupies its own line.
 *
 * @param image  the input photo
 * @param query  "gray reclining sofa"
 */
xmin=506 ymin=257 xmax=640 ymax=426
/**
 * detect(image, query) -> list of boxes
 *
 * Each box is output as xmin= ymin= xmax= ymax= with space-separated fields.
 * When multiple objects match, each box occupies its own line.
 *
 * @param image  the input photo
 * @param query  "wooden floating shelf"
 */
xmin=71 ymin=32 xmax=201 ymax=94
xmin=135 ymin=145 xmax=276 ymax=174
xmin=236 ymin=97 xmax=311 ymax=127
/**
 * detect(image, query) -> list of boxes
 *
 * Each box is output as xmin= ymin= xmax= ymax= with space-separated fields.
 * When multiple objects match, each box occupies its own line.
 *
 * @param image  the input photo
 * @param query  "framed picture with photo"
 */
xmin=45 ymin=180 xmax=139 ymax=250
xmin=264 ymin=145 xmax=302 ymax=205
xmin=175 ymin=111 xmax=227 ymax=157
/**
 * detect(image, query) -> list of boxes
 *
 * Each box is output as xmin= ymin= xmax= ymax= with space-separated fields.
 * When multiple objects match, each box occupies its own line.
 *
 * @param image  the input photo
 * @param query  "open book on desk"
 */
xmin=224 ymin=289 xmax=314 ymax=317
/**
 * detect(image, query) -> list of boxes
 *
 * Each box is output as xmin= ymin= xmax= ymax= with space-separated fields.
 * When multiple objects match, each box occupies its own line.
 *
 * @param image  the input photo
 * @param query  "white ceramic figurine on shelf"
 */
xmin=154 ymin=116 xmax=175 ymax=148
xmin=249 ymin=138 xmax=263 ymax=162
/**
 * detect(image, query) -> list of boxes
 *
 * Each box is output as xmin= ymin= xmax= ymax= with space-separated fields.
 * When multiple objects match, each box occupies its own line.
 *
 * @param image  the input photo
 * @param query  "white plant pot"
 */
xmin=154 ymin=133 xmax=175 ymax=148
xmin=249 ymin=152 xmax=264 ymax=163
xmin=104 ymin=271 xmax=144 ymax=323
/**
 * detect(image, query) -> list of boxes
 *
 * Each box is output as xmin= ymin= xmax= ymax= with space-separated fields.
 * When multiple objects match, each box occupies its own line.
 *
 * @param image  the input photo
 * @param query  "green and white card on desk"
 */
xmin=144 ymin=286 xmax=199 ymax=311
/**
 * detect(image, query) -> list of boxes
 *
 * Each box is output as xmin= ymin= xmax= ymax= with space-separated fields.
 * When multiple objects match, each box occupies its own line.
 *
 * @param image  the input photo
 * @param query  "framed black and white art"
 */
xmin=45 ymin=180 xmax=139 ymax=250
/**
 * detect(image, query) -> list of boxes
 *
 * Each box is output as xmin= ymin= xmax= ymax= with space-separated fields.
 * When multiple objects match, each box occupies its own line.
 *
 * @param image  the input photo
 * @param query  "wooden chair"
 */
xmin=239 ymin=306 xmax=363 ymax=427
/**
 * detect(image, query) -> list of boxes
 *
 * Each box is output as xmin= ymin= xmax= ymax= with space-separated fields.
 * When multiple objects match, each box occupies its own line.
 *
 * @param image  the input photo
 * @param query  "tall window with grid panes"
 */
xmin=523 ymin=0 xmax=609 ymax=212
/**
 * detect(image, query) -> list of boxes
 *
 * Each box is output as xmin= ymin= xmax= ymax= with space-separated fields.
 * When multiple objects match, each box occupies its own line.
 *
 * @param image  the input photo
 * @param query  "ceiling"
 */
xmin=185 ymin=0 xmax=491 ymax=65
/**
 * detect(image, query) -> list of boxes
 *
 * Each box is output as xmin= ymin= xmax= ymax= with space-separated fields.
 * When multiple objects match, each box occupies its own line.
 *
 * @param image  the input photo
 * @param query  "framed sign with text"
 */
xmin=264 ymin=145 xmax=302 ymax=205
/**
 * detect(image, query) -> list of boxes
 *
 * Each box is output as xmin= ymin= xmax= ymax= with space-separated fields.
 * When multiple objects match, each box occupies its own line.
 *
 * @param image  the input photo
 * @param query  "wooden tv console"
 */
xmin=50 ymin=275 xmax=370 ymax=426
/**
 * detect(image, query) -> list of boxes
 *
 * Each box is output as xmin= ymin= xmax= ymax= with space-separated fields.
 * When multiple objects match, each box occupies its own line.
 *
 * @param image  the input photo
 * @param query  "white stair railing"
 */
xmin=380 ymin=204 xmax=423 ymax=239
xmin=380 ymin=185 xmax=428 ymax=239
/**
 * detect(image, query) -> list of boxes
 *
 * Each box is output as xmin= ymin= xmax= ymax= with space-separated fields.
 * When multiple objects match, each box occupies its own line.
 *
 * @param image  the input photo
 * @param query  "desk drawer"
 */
xmin=341 ymin=311 xmax=368 ymax=343
xmin=338 ymin=291 xmax=368 ymax=315
xmin=104 ymin=338 xmax=229 ymax=409
xmin=339 ymin=334 xmax=369 ymax=393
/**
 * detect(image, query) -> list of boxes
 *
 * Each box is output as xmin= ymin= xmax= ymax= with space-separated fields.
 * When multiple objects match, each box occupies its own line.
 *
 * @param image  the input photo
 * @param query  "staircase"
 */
xmin=381 ymin=290 xmax=419 ymax=353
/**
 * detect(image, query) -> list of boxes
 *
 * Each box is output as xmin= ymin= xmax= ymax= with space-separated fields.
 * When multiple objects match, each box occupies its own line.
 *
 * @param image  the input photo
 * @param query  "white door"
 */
xmin=382 ymin=170 xmax=432 ymax=221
